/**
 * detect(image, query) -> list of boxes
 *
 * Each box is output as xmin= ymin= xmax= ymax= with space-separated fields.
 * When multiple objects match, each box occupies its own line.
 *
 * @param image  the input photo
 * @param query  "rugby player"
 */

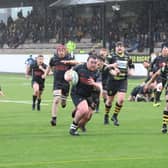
xmin=104 ymin=41 xmax=135 ymax=126
xmin=26 ymin=55 xmax=47 ymax=111
xmin=43 ymin=44 xmax=73 ymax=126
xmin=68 ymin=55 xmax=102 ymax=136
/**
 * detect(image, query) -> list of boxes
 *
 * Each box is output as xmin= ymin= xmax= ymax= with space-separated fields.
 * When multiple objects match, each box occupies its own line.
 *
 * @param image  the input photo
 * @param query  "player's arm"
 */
xmin=61 ymin=60 xmax=81 ymax=65
xmin=39 ymin=65 xmax=47 ymax=73
xmin=104 ymin=55 xmax=120 ymax=76
xmin=88 ymin=78 xmax=102 ymax=93
xmin=42 ymin=66 xmax=51 ymax=79
xmin=128 ymin=58 xmax=135 ymax=76
xmin=104 ymin=62 xmax=118 ymax=69
xmin=88 ymin=72 xmax=102 ymax=92
xmin=144 ymin=69 xmax=161 ymax=91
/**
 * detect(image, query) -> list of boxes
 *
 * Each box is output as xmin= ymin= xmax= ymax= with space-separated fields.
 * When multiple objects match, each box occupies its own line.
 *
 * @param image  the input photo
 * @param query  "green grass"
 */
xmin=0 ymin=74 xmax=168 ymax=168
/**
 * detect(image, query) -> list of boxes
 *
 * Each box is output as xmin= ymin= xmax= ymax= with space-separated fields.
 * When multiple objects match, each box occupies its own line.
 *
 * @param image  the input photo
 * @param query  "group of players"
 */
xmin=25 ymin=41 xmax=168 ymax=135
xmin=25 ymin=41 xmax=136 ymax=136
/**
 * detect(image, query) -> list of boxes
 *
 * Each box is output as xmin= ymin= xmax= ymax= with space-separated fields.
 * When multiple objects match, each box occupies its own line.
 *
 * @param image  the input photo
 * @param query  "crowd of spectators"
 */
xmin=0 ymin=6 xmax=168 ymax=51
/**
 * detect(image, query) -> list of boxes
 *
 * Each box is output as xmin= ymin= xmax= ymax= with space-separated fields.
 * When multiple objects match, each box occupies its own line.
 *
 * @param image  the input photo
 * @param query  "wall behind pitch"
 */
xmin=0 ymin=54 xmax=147 ymax=76
xmin=0 ymin=54 xmax=51 ymax=73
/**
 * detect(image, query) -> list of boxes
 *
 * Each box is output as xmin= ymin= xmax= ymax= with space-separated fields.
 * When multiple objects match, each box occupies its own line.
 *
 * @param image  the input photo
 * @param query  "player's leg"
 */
xmin=104 ymin=95 xmax=114 ymax=124
xmin=50 ymin=90 xmax=61 ymax=126
xmin=78 ymin=108 xmax=93 ymax=132
xmin=111 ymin=80 xmax=127 ymax=126
xmin=161 ymin=88 xmax=168 ymax=133
xmin=32 ymin=82 xmax=40 ymax=110
xmin=61 ymin=83 xmax=70 ymax=108
xmin=102 ymin=89 xmax=107 ymax=103
xmin=153 ymin=82 xmax=163 ymax=107
xmin=111 ymin=91 xmax=126 ymax=126
xmin=69 ymin=100 xmax=89 ymax=136
xmin=37 ymin=90 xmax=42 ymax=111
xmin=37 ymin=83 xmax=44 ymax=111
xmin=104 ymin=81 xmax=117 ymax=125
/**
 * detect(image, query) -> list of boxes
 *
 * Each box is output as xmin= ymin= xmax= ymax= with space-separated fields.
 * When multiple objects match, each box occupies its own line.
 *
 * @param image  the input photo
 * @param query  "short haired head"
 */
xmin=87 ymin=54 xmax=97 ymax=62
xmin=37 ymin=54 xmax=44 ymax=58
xmin=161 ymin=42 xmax=168 ymax=49
xmin=115 ymin=41 xmax=124 ymax=47
xmin=56 ymin=44 xmax=66 ymax=52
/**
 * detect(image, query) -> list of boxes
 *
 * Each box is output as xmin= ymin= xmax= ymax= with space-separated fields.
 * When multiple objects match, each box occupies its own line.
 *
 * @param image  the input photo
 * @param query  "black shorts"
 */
xmin=107 ymin=79 xmax=128 ymax=96
xmin=32 ymin=80 xmax=44 ymax=91
xmin=71 ymin=92 xmax=99 ymax=110
xmin=53 ymin=81 xmax=70 ymax=96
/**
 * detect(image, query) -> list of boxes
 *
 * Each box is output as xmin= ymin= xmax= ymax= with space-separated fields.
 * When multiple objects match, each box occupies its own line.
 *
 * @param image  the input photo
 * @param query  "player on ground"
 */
xmin=104 ymin=41 xmax=135 ymax=126
xmin=26 ymin=55 xmax=47 ymax=111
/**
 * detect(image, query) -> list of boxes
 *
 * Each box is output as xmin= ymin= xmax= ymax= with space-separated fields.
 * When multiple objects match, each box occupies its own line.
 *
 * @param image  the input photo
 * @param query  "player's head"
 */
xmin=56 ymin=44 xmax=66 ymax=58
xmin=97 ymin=55 xmax=105 ymax=70
xmin=100 ymin=48 xmax=108 ymax=58
xmin=88 ymin=50 xmax=97 ymax=56
xmin=87 ymin=55 xmax=98 ymax=71
xmin=161 ymin=42 xmax=168 ymax=56
xmin=115 ymin=41 xmax=125 ymax=55
xmin=37 ymin=55 xmax=44 ymax=65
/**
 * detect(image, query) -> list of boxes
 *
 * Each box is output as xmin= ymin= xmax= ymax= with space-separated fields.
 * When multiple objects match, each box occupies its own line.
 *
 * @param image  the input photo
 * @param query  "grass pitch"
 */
xmin=0 ymin=74 xmax=168 ymax=168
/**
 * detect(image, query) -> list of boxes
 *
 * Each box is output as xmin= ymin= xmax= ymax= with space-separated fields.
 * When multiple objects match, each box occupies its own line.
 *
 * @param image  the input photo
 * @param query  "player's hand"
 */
xmin=42 ymin=74 xmax=46 ymax=79
xmin=109 ymin=68 xmax=120 ymax=76
xmin=161 ymin=62 xmax=166 ymax=67
xmin=87 ymin=77 xmax=95 ymax=86
xmin=39 ymin=65 xmax=43 ymax=70
xmin=105 ymin=63 xmax=118 ymax=69
xmin=143 ymin=84 xmax=148 ymax=93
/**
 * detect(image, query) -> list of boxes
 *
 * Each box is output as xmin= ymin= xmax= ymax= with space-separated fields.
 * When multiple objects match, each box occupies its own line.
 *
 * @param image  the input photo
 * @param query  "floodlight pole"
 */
xmin=148 ymin=1 xmax=154 ymax=55
xmin=102 ymin=3 xmax=106 ymax=48
xmin=61 ymin=8 xmax=65 ymax=44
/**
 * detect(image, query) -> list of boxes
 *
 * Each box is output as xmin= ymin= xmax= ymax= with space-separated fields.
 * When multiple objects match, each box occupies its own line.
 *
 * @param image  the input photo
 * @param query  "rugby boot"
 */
xmin=50 ymin=118 xmax=56 ymax=126
xmin=32 ymin=103 xmax=35 ymax=110
xmin=161 ymin=124 xmax=167 ymax=134
xmin=37 ymin=104 xmax=40 ymax=111
xmin=111 ymin=115 xmax=120 ymax=126
xmin=69 ymin=124 xmax=79 ymax=136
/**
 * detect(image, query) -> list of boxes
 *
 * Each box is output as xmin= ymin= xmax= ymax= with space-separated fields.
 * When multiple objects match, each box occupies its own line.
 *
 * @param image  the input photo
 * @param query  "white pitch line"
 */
xmin=0 ymin=99 xmax=49 ymax=105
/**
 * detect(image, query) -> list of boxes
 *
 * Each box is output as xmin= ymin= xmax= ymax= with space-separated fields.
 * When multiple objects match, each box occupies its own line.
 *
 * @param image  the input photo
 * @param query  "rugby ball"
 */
xmin=71 ymin=70 xmax=79 ymax=85
xmin=64 ymin=70 xmax=79 ymax=85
